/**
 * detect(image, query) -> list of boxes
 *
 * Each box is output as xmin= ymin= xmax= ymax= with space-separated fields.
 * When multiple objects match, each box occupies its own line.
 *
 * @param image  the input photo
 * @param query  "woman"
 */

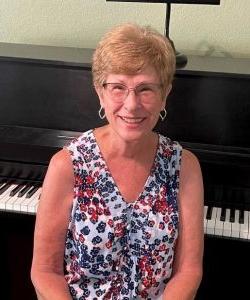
xmin=31 ymin=23 xmax=204 ymax=300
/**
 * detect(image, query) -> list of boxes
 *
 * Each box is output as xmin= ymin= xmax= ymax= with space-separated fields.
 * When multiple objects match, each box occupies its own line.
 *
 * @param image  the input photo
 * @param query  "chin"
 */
xmin=115 ymin=126 xmax=153 ymax=143
xmin=108 ymin=115 xmax=157 ymax=142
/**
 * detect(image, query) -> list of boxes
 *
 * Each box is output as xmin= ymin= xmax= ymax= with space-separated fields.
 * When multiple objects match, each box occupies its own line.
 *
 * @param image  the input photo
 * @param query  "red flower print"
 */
xmin=108 ymin=219 xmax=114 ymax=227
xmin=105 ymin=240 xmax=113 ymax=249
xmin=86 ymin=175 xmax=95 ymax=184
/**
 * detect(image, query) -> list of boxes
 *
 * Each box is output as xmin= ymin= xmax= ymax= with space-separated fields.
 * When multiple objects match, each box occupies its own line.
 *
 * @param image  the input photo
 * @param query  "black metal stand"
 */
xmin=165 ymin=3 xmax=187 ymax=68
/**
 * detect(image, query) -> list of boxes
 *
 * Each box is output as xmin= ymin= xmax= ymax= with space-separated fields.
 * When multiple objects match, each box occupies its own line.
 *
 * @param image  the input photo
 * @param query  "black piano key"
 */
xmin=0 ymin=182 xmax=12 ymax=195
xmin=17 ymin=185 xmax=32 ymax=197
xmin=0 ymin=180 xmax=5 ymax=188
xmin=220 ymin=207 xmax=226 ymax=222
xmin=206 ymin=206 xmax=213 ymax=220
xmin=10 ymin=184 xmax=24 ymax=196
xmin=26 ymin=185 xmax=39 ymax=198
xmin=229 ymin=208 xmax=235 ymax=223
xmin=239 ymin=209 xmax=244 ymax=224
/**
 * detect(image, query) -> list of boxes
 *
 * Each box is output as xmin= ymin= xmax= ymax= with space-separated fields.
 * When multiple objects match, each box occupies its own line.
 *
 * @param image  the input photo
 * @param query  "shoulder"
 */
xmin=179 ymin=149 xmax=204 ymax=205
xmin=44 ymin=149 xmax=74 ymax=188
xmin=181 ymin=149 xmax=200 ymax=169
xmin=180 ymin=149 xmax=202 ymax=180
xmin=37 ymin=149 xmax=74 ymax=215
xmin=49 ymin=149 xmax=72 ymax=174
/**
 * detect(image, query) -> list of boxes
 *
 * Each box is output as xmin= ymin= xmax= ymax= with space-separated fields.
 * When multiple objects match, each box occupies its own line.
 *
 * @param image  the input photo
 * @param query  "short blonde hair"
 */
xmin=92 ymin=23 xmax=176 ymax=95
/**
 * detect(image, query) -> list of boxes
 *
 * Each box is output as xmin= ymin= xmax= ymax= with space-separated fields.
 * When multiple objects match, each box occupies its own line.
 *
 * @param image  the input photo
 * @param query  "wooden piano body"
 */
xmin=0 ymin=42 xmax=250 ymax=299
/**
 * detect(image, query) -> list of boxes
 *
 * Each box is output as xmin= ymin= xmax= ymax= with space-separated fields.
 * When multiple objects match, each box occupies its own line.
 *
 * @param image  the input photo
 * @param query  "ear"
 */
xmin=161 ymin=84 xmax=172 ymax=110
xmin=165 ymin=84 xmax=172 ymax=98
xmin=95 ymin=85 xmax=105 ymax=108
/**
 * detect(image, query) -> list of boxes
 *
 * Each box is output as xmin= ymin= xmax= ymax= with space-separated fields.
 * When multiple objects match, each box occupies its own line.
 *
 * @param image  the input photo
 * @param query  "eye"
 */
xmin=110 ymin=84 xmax=126 ymax=92
xmin=136 ymin=84 xmax=154 ymax=93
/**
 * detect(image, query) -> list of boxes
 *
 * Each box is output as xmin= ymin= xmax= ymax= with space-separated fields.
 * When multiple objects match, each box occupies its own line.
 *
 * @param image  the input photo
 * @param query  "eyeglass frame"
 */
xmin=102 ymin=82 xmax=164 ymax=103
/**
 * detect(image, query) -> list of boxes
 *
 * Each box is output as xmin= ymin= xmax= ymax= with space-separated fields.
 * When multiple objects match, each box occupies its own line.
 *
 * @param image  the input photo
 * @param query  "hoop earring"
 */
xmin=159 ymin=108 xmax=167 ymax=121
xmin=98 ymin=106 xmax=106 ymax=119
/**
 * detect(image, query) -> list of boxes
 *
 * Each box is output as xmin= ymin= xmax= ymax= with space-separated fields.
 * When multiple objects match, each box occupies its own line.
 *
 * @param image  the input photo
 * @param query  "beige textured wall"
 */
xmin=0 ymin=0 xmax=249 ymax=58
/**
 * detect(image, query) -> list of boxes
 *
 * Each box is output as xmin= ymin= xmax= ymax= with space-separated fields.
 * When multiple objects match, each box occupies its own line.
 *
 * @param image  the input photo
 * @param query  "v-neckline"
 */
xmin=91 ymin=129 xmax=160 ymax=205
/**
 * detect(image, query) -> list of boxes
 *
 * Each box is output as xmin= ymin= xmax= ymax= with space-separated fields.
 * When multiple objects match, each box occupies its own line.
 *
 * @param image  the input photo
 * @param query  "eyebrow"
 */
xmin=108 ymin=81 xmax=156 ymax=86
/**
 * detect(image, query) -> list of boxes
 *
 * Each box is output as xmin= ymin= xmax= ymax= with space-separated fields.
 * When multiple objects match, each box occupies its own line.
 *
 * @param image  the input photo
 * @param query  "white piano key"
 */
xmin=240 ymin=210 xmax=249 ymax=240
xmin=0 ymin=181 xmax=42 ymax=214
xmin=20 ymin=188 xmax=41 ymax=212
xmin=231 ymin=209 xmax=240 ymax=238
xmin=223 ymin=208 xmax=232 ymax=237
xmin=214 ymin=207 xmax=224 ymax=236
xmin=12 ymin=185 xmax=33 ymax=212
xmin=206 ymin=206 xmax=217 ymax=235
xmin=0 ymin=184 xmax=18 ymax=210
xmin=27 ymin=188 xmax=42 ymax=213
xmin=204 ymin=205 xmax=208 ymax=234
xmin=5 ymin=194 xmax=20 ymax=211
xmin=28 ymin=201 xmax=39 ymax=214
xmin=0 ymin=184 xmax=15 ymax=199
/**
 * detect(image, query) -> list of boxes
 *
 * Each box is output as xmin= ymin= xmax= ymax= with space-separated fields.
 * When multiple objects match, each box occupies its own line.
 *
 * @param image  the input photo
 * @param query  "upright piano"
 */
xmin=0 ymin=42 xmax=249 ymax=300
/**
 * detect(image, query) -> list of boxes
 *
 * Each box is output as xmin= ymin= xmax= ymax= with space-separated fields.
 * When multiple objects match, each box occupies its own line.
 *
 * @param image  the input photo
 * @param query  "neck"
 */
xmin=94 ymin=126 xmax=158 ymax=160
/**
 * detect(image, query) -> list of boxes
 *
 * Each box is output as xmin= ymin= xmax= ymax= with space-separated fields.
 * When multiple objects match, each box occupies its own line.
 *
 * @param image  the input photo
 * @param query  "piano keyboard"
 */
xmin=0 ymin=182 xmax=41 ymax=214
xmin=1 ymin=182 xmax=250 ymax=240
xmin=204 ymin=205 xmax=250 ymax=240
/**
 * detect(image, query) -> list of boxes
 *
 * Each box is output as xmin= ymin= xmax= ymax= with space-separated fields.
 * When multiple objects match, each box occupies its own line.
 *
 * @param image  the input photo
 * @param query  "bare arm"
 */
xmin=163 ymin=149 xmax=204 ymax=300
xmin=31 ymin=149 xmax=74 ymax=300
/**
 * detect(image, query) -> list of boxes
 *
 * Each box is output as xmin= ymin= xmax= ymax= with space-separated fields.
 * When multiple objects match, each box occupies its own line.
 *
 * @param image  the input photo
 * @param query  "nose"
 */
xmin=124 ymin=89 xmax=141 ymax=111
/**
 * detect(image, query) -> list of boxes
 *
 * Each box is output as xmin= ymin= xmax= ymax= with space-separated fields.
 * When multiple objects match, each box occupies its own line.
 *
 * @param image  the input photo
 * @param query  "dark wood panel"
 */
xmin=196 ymin=236 xmax=250 ymax=300
xmin=1 ymin=42 xmax=250 ymax=299
xmin=1 ymin=212 xmax=36 ymax=300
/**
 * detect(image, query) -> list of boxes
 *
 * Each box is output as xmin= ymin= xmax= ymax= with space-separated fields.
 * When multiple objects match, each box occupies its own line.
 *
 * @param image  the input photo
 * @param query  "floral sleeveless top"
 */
xmin=64 ymin=129 xmax=182 ymax=300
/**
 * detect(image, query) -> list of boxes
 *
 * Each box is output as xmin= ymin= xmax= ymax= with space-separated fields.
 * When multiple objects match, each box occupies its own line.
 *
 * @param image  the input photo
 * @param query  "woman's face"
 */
xmin=96 ymin=66 xmax=171 ymax=142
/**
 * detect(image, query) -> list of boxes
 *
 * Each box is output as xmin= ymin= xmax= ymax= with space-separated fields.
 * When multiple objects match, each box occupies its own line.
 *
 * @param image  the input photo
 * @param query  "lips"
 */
xmin=120 ymin=116 xmax=145 ymax=124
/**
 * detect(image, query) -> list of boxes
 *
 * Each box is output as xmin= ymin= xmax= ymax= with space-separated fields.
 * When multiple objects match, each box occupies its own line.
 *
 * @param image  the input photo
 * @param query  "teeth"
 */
xmin=121 ymin=117 xmax=144 ymax=124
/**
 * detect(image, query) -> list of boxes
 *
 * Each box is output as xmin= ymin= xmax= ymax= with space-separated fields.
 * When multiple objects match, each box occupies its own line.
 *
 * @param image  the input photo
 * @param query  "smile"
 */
xmin=120 ymin=117 xmax=145 ymax=124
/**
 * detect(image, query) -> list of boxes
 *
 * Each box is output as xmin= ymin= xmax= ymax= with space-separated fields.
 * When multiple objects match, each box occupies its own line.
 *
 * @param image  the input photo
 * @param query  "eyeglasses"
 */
xmin=102 ymin=82 xmax=162 ymax=104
